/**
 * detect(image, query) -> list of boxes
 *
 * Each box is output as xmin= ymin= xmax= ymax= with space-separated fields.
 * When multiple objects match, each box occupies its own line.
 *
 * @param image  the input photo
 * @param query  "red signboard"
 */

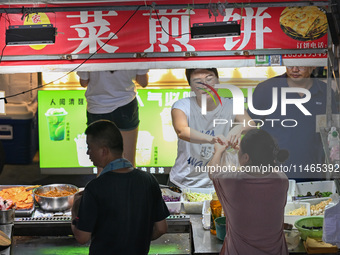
xmin=0 ymin=5 xmax=328 ymax=69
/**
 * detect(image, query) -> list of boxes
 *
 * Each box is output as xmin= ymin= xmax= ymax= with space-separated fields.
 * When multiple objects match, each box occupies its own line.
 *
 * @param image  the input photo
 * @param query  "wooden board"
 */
xmin=0 ymin=230 xmax=11 ymax=246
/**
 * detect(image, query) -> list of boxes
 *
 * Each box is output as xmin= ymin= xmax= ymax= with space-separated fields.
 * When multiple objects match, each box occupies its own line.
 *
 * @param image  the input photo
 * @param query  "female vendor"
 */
xmin=208 ymin=129 xmax=289 ymax=255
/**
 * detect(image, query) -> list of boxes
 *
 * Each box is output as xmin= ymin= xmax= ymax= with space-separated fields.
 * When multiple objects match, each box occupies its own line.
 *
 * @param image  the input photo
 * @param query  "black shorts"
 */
xmin=87 ymin=97 xmax=139 ymax=131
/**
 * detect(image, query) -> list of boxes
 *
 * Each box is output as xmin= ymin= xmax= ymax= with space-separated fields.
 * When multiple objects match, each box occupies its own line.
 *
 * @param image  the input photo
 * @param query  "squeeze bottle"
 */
xmin=210 ymin=192 xmax=222 ymax=235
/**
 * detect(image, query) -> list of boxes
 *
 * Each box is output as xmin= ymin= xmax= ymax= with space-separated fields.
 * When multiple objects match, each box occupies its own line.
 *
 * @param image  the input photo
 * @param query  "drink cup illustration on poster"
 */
xmin=45 ymin=108 xmax=68 ymax=141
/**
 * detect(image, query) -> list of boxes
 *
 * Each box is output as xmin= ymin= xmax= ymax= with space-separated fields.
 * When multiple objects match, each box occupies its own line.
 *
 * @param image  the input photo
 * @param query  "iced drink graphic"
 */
xmin=160 ymin=107 xmax=177 ymax=142
xmin=74 ymin=133 xmax=93 ymax=167
xmin=45 ymin=108 xmax=68 ymax=141
xmin=136 ymin=131 xmax=154 ymax=166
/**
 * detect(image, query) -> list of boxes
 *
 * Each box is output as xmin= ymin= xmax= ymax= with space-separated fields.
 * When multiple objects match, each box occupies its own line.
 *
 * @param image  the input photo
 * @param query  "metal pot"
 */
xmin=33 ymin=184 xmax=79 ymax=212
xmin=0 ymin=208 xmax=15 ymax=224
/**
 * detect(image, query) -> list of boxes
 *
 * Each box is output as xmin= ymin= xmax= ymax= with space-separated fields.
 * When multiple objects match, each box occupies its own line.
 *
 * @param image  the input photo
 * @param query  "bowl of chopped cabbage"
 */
xmin=182 ymin=188 xmax=214 ymax=214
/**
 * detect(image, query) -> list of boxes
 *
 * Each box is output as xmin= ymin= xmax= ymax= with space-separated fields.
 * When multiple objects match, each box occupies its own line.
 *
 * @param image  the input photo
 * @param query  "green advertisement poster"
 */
xmin=38 ymin=88 xmax=190 ymax=169
xmin=38 ymin=90 xmax=89 ymax=168
xmin=136 ymin=89 xmax=190 ymax=167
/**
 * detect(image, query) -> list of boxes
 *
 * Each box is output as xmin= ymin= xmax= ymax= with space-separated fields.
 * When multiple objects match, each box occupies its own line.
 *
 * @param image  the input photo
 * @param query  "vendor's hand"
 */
xmin=226 ymin=126 xmax=244 ymax=149
xmin=211 ymin=134 xmax=227 ymax=145
xmin=226 ymin=133 xmax=240 ymax=150
xmin=213 ymin=137 xmax=229 ymax=154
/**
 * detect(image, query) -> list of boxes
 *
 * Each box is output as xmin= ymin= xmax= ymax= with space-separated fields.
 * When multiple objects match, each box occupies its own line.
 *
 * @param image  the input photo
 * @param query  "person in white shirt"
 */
xmin=170 ymin=68 xmax=255 ymax=188
xmin=77 ymin=70 xmax=149 ymax=167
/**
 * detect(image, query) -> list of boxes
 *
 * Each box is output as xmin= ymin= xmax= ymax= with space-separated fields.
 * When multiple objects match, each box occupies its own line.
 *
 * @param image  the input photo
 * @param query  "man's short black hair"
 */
xmin=185 ymin=68 xmax=219 ymax=85
xmin=85 ymin=120 xmax=123 ymax=154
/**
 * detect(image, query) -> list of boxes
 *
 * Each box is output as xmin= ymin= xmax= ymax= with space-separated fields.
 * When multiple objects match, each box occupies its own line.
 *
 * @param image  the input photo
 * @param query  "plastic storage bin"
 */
xmin=161 ymin=188 xmax=182 ymax=214
xmin=0 ymin=102 xmax=38 ymax=164
xmin=295 ymin=181 xmax=337 ymax=197
xmin=284 ymin=202 xmax=311 ymax=226
xmin=295 ymin=181 xmax=337 ymax=203
xmin=182 ymin=187 xmax=215 ymax=214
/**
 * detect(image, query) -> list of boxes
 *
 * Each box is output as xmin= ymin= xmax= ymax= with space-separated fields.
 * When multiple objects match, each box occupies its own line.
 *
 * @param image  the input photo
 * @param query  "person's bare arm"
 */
xmin=71 ymin=191 xmax=83 ymax=219
xmin=71 ymin=225 xmax=91 ymax=244
xmin=135 ymin=73 xmax=148 ymax=87
xmin=151 ymin=219 xmax=168 ymax=240
xmin=172 ymin=108 xmax=216 ymax=144
xmin=207 ymin=142 xmax=228 ymax=180
xmin=79 ymin=79 xmax=89 ymax=88
xmin=71 ymin=191 xmax=91 ymax=244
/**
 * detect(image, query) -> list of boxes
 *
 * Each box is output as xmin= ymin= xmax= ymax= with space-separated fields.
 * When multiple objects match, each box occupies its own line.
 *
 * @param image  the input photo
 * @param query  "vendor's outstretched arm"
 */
xmin=172 ymin=108 xmax=216 ymax=144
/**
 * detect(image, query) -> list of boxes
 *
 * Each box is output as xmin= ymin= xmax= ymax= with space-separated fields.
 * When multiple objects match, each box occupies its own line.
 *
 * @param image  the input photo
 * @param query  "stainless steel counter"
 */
xmin=12 ymin=234 xmax=191 ymax=255
xmin=4 ymin=214 xmax=340 ymax=255
xmin=190 ymin=215 xmax=339 ymax=255
xmin=9 ymin=214 xmax=192 ymax=255
xmin=190 ymin=215 xmax=222 ymax=254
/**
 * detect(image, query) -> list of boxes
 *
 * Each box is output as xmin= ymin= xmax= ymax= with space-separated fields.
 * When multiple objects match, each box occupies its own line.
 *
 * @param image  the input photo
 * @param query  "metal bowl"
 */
xmin=33 ymin=184 xmax=79 ymax=212
xmin=0 ymin=208 xmax=15 ymax=224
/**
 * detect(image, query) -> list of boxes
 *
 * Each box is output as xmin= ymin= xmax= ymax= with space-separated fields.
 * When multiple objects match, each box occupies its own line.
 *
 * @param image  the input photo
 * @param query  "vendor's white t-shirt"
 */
xmin=170 ymin=96 xmax=235 ymax=188
xmin=77 ymin=70 xmax=148 ymax=114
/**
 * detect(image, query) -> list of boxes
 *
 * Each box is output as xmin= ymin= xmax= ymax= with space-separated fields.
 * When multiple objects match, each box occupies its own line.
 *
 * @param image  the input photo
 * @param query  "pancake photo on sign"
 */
xmin=279 ymin=6 xmax=327 ymax=41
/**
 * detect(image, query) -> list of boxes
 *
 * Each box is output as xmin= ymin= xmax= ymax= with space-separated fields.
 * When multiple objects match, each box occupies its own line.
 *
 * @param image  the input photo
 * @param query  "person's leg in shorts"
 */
xmin=115 ymin=98 xmax=140 ymax=167
xmin=87 ymin=98 xmax=140 ymax=167
xmin=113 ymin=98 xmax=139 ymax=167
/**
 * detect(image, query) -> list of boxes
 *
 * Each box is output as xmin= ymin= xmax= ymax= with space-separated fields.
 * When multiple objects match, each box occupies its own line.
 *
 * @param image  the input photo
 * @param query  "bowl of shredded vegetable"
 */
xmin=182 ymin=188 xmax=214 ymax=214
xmin=33 ymin=184 xmax=79 ymax=212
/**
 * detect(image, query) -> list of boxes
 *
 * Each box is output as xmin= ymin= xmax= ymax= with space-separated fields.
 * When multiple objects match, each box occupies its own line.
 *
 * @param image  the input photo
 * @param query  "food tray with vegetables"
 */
xmin=182 ymin=188 xmax=214 ymax=214
xmin=284 ymin=196 xmax=335 ymax=226
xmin=293 ymin=181 xmax=336 ymax=202
xmin=307 ymin=197 xmax=333 ymax=216
xmin=284 ymin=202 xmax=311 ymax=226
xmin=161 ymin=188 xmax=182 ymax=214
xmin=0 ymin=185 xmax=36 ymax=217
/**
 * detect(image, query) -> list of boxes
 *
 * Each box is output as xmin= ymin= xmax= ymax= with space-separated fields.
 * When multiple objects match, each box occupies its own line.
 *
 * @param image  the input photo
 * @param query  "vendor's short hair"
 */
xmin=85 ymin=120 xmax=123 ymax=154
xmin=185 ymin=68 xmax=219 ymax=85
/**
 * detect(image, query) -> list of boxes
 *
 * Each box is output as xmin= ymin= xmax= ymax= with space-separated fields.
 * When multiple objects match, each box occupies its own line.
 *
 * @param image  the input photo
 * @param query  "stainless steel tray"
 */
xmin=0 ymin=185 xmax=35 ymax=217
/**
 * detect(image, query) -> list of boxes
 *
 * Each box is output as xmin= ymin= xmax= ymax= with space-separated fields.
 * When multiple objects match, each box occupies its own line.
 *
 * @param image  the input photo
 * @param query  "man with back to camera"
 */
xmin=248 ymin=66 xmax=339 ymax=181
xmin=71 ymin=120 xmax=169 ymax=255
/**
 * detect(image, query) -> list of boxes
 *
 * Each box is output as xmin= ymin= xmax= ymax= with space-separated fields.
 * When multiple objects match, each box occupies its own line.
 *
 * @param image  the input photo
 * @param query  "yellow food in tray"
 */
xmin=0 ymin=186 xmax=34 ymax=210
xmin=288 ymin=205 xmax=308 ymax=216
xmin=311 ymin=198 xmax=332 ymax=216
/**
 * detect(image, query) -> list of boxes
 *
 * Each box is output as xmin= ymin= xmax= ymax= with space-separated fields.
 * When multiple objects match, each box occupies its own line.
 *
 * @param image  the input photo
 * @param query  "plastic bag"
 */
xmin=220 ymin=148 xmax=240 ymax=168
xmin=322 ymin=194 xmax=340 ymax=246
